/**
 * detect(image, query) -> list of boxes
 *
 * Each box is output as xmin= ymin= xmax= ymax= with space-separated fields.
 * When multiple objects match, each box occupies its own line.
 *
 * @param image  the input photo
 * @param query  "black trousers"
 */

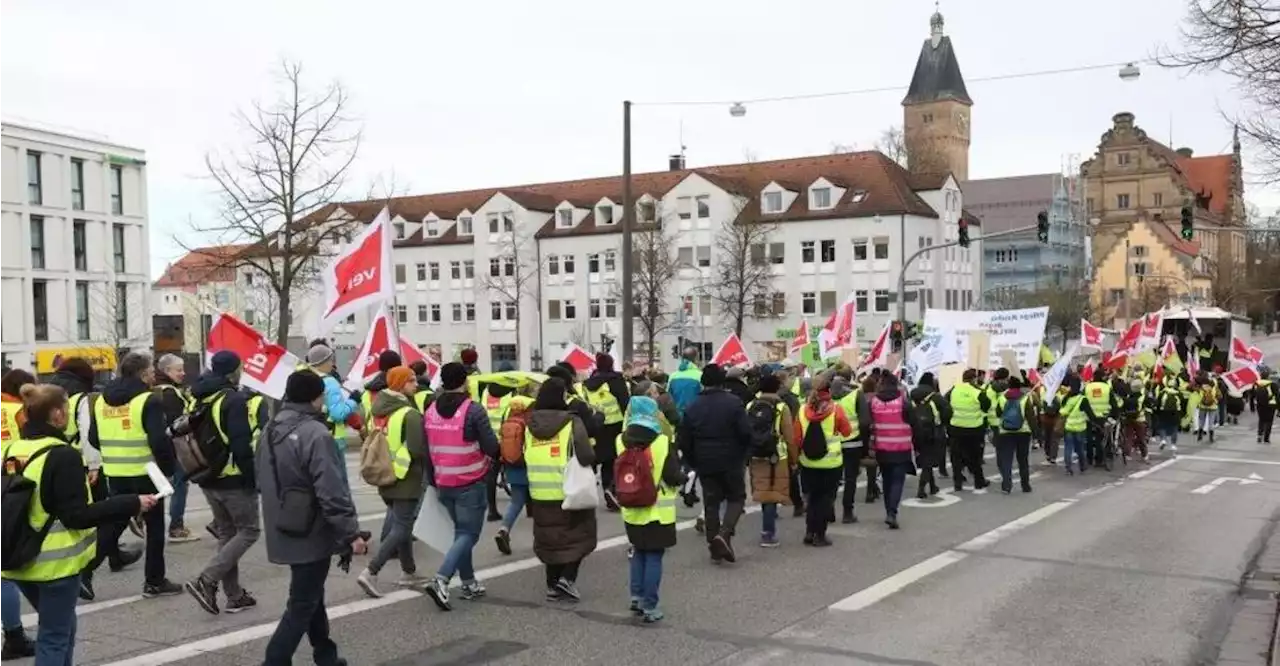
xmin=263 ymin=558 xmax=340 ymax=666
xmin=800 ymin=466 xmax=840 ymax=537
xmin=88 ymin=477 xmax=123 ymax=566
xmin=699 ymin=468 xmax=746 ymax=541
xmin=789 ymin=467 xmax=804 ymax=507
xmin=949 ymin=427 xmax=988 ymax=490
xmin=995 ymin=432 xmax=1032 ymax=492
xmin=1259 ymin=406 xmax=1275 ymax=442
xmin=840 ymin=447 xmax=867 ymax=511
xmin=593 ymin=423 xmax=623 ymax=491
xmin=90 ymin=476 xmax=166 ymax=585
xmin=545 ymin=560 xmax=581 ymax=587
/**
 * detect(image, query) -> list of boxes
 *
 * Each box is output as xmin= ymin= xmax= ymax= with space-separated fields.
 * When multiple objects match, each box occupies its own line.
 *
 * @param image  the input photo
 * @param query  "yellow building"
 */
xmin=1083 ymin=112 xmax=1246 ymax=322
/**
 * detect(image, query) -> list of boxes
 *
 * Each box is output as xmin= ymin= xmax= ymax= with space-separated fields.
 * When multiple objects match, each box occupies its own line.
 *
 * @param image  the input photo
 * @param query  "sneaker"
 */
xmin=494 ymin=528 xmax=512 ymax=556
xmin=423 ymin=578 xmax=452 ymax=611
xmin=603 ymin=490 xmax=621 ymax=513
xmin=185 ymin=577 xmax=220 ymax=615
xmin=1 ymin=629 xmax=36 ymax=660
xmin=709 ymin=535 xmax=733 ymax=563
xmin=356 ymin=568 xmax=382 ymax=598
xmin=803 ymin=533 xmax=815 ymax=546
xmin=760 ymin=532 xmax=779 ymax=548
xmin=460 ymin=580 xmax=486 ymax=600
xmin=396 ymin=573 xmax=430 ymax=588
xmin=109 ymin=545 xmax=143 ymax=572
xmin=545 ymin=587 xmax=563 ymax=602
xmin=629 ymin=598 xmax=643 ymax=615
xmin=128 ymin=516 xmax=146 ymax=539
xmin=224 ymin=591 xmax=257 ymax=614
xmin=168 ymin=526 xmax=200 ymax=543
xmin=642 ymin=609 xmax=665 ymax=624
xmin=79 ymin=574 xmax=95 ymax=601
xmin=144 ymin=579 xmax=183 ymax=598
xmin=554 ymin=578 xmax=580 ymax=602
xmin=485 ymin=511 xmax=502 ymax=523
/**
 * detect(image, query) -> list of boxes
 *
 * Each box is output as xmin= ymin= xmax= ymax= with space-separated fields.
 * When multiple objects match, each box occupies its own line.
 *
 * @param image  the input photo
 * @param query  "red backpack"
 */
xmin=613 ymin=447 xmax=658 ymax=508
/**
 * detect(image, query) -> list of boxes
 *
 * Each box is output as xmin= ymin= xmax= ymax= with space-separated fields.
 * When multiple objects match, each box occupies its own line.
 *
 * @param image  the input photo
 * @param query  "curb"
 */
xmin=1219 ymin=522 xmax=1280 ymax=665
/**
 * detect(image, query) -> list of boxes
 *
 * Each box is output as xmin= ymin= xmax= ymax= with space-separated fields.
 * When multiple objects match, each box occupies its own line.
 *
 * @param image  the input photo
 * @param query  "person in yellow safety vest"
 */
xmin=831 ymin=375 xmax=871 ymax=525
xmin=0 ymin=369 xmax=37 ymax=659
xmin=154 ymin=354 xmax=199 ymax=543
xmin=745 ymin=376 xmax=800 ymax=548
xmin=1118 ymin=379 xmax=1150 ymax=462
xmin=244 ymin=390 xmax=269 ymax=440
xmin=947 ymin=369 xmax=993 ymax=491
xmin=359 ymin=350 xmax=404 ymax=425
xmin=479 ymin=375 xmax=516 ymax=524
xmin=1255 ymin=367 xmax=1277 ymax=444
xmin=84 ymin=351 xmax=184 ymax=598
xmin=1194 ymin=374 xmax=1221 ymax=444
xmin=583 ymin=353 xmax=631 ymax=513
xmin=1083 ymin=370 xmax=1119 ymax=468
xmin=305 ymin=344 xmax=362 ymax=488
xmin=1152 ymin=375 xmax=1184 ymax=454
xmin=617 ymin=396 xmax=686 ymax=623
xmin=356 ymin=367 xmax=430 ymax=599
xmin=984 ymin=368 xmax=1012 ymax=429
xmin=3 ymin=383 xmax=156 ymax=665
xmin=547 ymin=364 xmax=606 ymax=444
xmin=1058 ymin=378 xmax=1096 ymax=474
xmin=994 ymin=377 xmax=1037 ymax=494
xmin=408 ymin=360 xmax=435 ymax=410
xmin=0 ymin=368 xmax=34 ymax=449
xmin=182 ymin=352 xmax=262 ymax=615
xmin=795 ymin=376 xmax=852 ymax=547
xmin=1193 ymin=335 xmax=1218 ymax=368
xmin=524 ymin=377 xmax=597 ymax=602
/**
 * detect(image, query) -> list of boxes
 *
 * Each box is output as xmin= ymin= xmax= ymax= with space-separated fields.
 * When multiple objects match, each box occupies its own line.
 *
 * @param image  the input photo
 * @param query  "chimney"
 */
xmin=1112 ymin=112 xmax=1135 ymax=130
xmin=1175 ymin=147 xmax=1193 ymax=158
xmin=668 ymin=154 xmax=686 ymax=171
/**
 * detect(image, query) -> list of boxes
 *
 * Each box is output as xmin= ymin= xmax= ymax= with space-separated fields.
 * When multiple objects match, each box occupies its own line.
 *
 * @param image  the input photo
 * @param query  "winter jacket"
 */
xmin=909 ymin=384 xmax=948 ymax=468
xmin=525 ymin=409 xmax=597 ymax=565
xmin=620 ymin=424 xmax=685 ymax=550
xmin=723 ymin=378 xmax=753 ymax=406
xmin=14 ymin=420 xmax=140 ymax=532
xmin=371 ymin=389 xmax=428 ymax=501
xmin=678 ymin=387 xmax=754 ymax=474
xmin=257 ymin=401 xmax=360 ymax=565
xmin=423 ymin=391 xmax=499 ymax=488
xmin=870 ymin=386 xmax=918 ymax=465
xmin=151 ymin=376 xmax=189 ymax=429
xmin=190 ymin=372 xmax=256 ymax=490
xmin=323 ymin=374 xmax=358 ymax=431
xmin=668 ymin=360 xmax=702 ymax=415
xmin=87 ymin=376 xmax=175 ymax=484
xmin=583 ymin=370 xmax=631 ymax=417
xmin=747 ymin=393 xmax=798 ymax=506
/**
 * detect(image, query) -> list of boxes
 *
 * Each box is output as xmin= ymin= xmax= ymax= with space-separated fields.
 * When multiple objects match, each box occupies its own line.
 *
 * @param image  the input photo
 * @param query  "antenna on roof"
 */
xmin=669 ymin=119 xmax=688 ymax=171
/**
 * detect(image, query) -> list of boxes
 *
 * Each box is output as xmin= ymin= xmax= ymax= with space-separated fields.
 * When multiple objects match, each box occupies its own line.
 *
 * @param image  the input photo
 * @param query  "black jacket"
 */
xmin=20 ymin=421 xmax=139 ymax=530
xmin=88 ymin=376 xmax=175 ymax=482
xmin=677 ymin=387 xmax=753 ymax=474
xmin=190 ymin=372 xmax=255 ymax=490
xmin=583 ymin=370 xmax=631 ymax=417
xmin=46 ymin=369 xmax=94 ymax=399
xmin=151 ymin=377 xmax=189 ymax=429
xmin=723 ymin=378 xmax=753 ymax=406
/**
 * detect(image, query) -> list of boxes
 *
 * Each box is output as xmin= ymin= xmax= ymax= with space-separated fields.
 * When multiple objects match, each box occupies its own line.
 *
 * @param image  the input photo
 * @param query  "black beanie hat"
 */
xmin=701 ymin=363 xmax=726 ymax=387
xmin=284 ymin=370 xmax=325 ymax=403
xmin=440 ymin=362 xmax=467 ymax=390
xmin=378 ymin=350 xmax=403 ymax=373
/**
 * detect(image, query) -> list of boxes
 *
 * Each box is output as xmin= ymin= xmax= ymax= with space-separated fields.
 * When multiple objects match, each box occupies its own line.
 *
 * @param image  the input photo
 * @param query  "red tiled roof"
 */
xmin=1177 ymin=154 xmax=1233 ymax=216
xmin=1145 ymin=217 xmax=1201 ymax=257
xmin=153 ymin=244 xmax=250 ymax=287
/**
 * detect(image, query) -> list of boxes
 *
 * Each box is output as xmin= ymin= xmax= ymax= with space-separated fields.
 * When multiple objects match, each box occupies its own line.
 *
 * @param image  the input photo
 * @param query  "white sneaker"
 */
xmin=356 ymin=569 xmax=382 ymax=598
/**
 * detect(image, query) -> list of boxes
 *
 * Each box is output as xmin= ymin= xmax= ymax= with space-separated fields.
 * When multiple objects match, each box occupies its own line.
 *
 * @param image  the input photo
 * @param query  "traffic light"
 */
xmin=600 ymin=334 xmax=614 ymax=355
xmin=1180 ymin=206 xmax=1194 ymax=241
xmin=1036 ymin=210 xmax=1049 ymax=244
xmin=903 ymin=321 xmax=919 ymax=341
xmin=957 ymin=217 xmax=970 ymax=248
xmin=890 ymin=320 xmax=904 ymax=350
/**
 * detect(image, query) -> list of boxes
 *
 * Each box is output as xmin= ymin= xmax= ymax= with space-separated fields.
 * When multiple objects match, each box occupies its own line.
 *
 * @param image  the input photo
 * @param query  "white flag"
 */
xmin=1041 ymin=343 xmax=1079 ymax=402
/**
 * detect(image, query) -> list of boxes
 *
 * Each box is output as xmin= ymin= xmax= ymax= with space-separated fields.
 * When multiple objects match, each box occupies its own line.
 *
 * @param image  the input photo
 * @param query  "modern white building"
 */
xmin=292 ymin=151 xmax=979 ymax=372
xmin=0 ymin=122 xmax=151 ymax=376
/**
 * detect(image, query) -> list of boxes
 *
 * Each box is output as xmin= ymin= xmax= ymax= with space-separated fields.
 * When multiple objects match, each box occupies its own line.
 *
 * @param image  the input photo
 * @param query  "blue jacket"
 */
xmin=322 ymin=375 xmax=357 ymax=452
xmin=668 ymin=360 xmax=703 ymax=417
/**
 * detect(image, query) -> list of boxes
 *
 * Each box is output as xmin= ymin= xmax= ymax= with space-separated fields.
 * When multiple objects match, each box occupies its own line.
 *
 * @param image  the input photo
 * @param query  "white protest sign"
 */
xmin=1041 ymin=343 xmax=1079 ymax=402
xmin=922 ymin=307 xmax=1049 ymax=371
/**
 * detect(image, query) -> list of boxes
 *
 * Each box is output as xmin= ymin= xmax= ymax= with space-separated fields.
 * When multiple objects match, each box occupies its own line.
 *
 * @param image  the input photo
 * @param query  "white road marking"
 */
xmin=1127 ymin=457 xmax=1180 ymax=479
xmin=1190 ymin=473 xmax=1264 ymax=495
xmin=1177 ymin=455 xmax=1280 ymax=466
xmin=98 ymin=507 xmax=760 ymax=666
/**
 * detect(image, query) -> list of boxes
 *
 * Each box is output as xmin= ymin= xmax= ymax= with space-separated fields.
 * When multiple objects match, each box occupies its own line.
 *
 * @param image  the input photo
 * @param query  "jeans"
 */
xmin=761 ymin=503 xmax=778 ymax=536
xmin=263 ymin=559 xmax=340 ymax=666
xmin=199 ymin=487 xmax=260 ymax=599
xmin=169 ymin=469 xmax=188 ymax=530
xmin=501 ymin=484 xmax=529 ymax=531
xmin=1063 ymin=432 xmax=1087 ymax=471
xmin=1196 ymin=408 xmax=1216 ymax=436
xmin=800 ymin=466 xmax=840 ymax=536
xmin=16 ymin=574 xmax=80 ymax=666
xmin=995 ymin=432 xmax=1032 ymax=491
xmin=698 ymin=468 xmax=746 ymax=541
xmin=1 ymin=580 xmax=21 ymax=631
xmin=879 ymin=461 xmax=910 ymax=519
xmin=369 ymin=497 xmax=422 ymax=576
xmin=435 ymin=481 xmax=486 ymax=583
xmin=628 ymin=549 xmax=665 ymax=611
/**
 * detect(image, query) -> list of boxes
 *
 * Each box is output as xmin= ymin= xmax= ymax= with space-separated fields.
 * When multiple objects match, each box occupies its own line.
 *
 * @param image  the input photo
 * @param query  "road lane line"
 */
xmin=1178 ymin=455 xmax=1280 ymax=466
xmin=1127 ymin=457 xmax=1181 ymax=479
xmin=99 ymin=507 xmax=760 ymax=666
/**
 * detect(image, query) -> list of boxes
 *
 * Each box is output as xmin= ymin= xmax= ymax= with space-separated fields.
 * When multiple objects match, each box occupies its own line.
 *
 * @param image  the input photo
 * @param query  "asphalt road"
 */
xmin=12 ymin=414 xmax=1280 ymax=666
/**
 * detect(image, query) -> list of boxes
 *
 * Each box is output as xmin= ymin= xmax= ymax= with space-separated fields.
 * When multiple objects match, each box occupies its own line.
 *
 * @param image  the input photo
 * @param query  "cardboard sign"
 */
xmin=840 ymin=347 xmax=861 ymax=368
xmin=938 ymin=363 xmax=965 ymax=394
xmin=999 ymin=349 xmax=1020 ymax=374
xmin=966 ymin=331 xmax=991 ymax=370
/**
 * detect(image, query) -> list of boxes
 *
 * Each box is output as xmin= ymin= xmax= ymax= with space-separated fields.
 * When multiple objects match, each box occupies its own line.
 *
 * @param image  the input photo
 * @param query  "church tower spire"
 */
xmin=902 ymin=8 xmax=973 ymax=180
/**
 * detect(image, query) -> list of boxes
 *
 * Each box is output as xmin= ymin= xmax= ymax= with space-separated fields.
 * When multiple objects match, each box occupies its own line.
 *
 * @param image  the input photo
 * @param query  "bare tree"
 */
xmin=876 ymin=126 xmax=909 ymax=166
xmin=185 ymin=61 xmax=362 ymax=346
xmin=565 ymin=322 xmax=591 ymax=350
xmin=66 ymin=281 xmax=150 ymax=354
xmin=479 ymin=219 xmax=541 ymax=363
xmin=708 ymin=203 xmax=780 ymax=337
xmin=989 ymin=278 xmax=1095 ymax=352
xmin=617 ymin=217 xmax=680 ymax=364
xmin=876 ymin=125 xmax=950 ymax=175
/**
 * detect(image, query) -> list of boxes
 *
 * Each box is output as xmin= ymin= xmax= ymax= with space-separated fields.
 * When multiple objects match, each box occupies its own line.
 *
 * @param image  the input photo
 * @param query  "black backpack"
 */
xmin=2 ymin=446 xmax=57 ymax=572
xmin=746 ymin=400 xmax=780 ymax=460
xmin=802 ymin=417 xmax=830 ymax=460
xmin=171 ymin=390 xmax=231 ymax=485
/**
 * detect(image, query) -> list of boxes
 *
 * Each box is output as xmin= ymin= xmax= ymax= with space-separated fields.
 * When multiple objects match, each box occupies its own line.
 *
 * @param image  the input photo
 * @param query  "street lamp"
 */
xmin=728 ymin=102 xmax=747 ymax=118
xmin=1118 ymin=62 xmax=1141 ymax=81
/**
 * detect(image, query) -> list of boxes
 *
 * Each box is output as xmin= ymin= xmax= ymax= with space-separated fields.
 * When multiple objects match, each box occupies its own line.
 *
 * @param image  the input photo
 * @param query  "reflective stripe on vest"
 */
xmin=835 ymin=390 xmax=862 ymax=444
xmin=984 ymin=385 xmax=999 ymax=426
xmin=797 ymin=409 xmax=842 ymax=469
xmin=0 ymin=437 xmax=96 ymax=582
xmin=587 ymin=384 xmax=623 ymax=425
xmin=424 ymin=398 xmax=488 ymax=487
xmin=1259 ymin=380 xmax=1277 ymax=406
xmin=0 ymin=401 xmax=22 ymax=445
xmin=1085 ymin=382 xmax=1112 ymax=417
xmin=95 ymin=392 xmax=153 ymax=477
xmin=205 ymin=391 xmax=260 ymax=478
xmin=614 ymin=433 xmax=677 ymax=526
xmin=65 ymin=393 xmax=86 ymax=449
xmin=384 ymin=405 xmax=413 ymax=480
xmin=949 ymin=383 xmax=984 ymax=428
xmin=870 ymin=395 xmax=913 ymax=452
xmin=525 ymin=422 xmax=572 ymax=501
xmin=1061 ymin=395 xmax=1088 ymax=432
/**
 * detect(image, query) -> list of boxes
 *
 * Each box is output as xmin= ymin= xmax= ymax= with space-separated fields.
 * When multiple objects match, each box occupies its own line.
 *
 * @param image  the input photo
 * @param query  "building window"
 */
xmin=110 ymin=166 xmax=123 ymax=215
xmin=1133 ymin=262 xmax=1149 ymax=276
xmin=604 ymin=250 xmax=617 ymax=272
xmin=505 ymin=301 xmax=517 ymax=321
xmin=448 ymin=261 xmax=461 ymax=280
xmin=771 ymin=292 xmax=786 ymax=316
xmin=491 ymin=301 xmax=504 ymax=321
xmin=1117 ymin=152 xmax=1131 ymax=166
xmin=678 ymin=246 xmax=693 ymax=266
xmin=425 ymin=219 xmax=439 ymax=237
xmin=695 ymin=195 xmax=710 ymax=219
xmin=415 ymin=263 xmax=427 ymax=281
xmin=589 ymin=298 xmax=601 ymax=319
xmin=820 ymin=239 xmax=836 ymax=263
xmin=394 ymin=263 xmax=406 ymax=284
xmin=73 ymin=221 xmax=88 ymax=271
xmin=393 ymin=222 xmax=405 ymax=240
xmin=598 ymin=205 xmax=614 ymax=225
xmin=852 ymin=239 xmax=868 ymax=261
xmin=394 ymin=305 xmax=407 ymax=324
xmin=606 ymin=298 xmax=618 ymax=318
xmin=850 ymin=190 xmax=868 ymax=204
xmin=75 ymin=281 xmax=91 ymax=340
xmin=588 ymin=253 xmax=600 ymax=274
xmin=430 ymin=304 xmax=441 ymax=322
xmin=854 ymin=290 xmax=868 ymax=312
xmin=1116 ymin=193 xmax=1130 ymax=209
xmin=811 ymin=187 xmax=831 ymax=209
xmin=463 ymin=260 xmax=475 ymax=279
xmin=819 ymin=291 xmax=837 ymax=315
xmin=458 ymin=216 xmax=473 ymax=235
xmin=640 ymin=201 xmax=656 ymax=223
xmin=563 ymin=254 xmax=575 ymax=273
xmin=489 ymin=257 xmax=501 ymax=277
xmin=27 ymin=151 xmax=42 ymax=205
xmin=696 ymin=246 xmax=711 ymax=268
xmin=451 ymin=303 xmax=463 ymax=322
xmin=1150 ymin=192 xmax=1163 ymax=207
xmin=113 ymin=224 xmax=126 ymax=272
xmin=801 ymin=291 xmax=816 ymax=315
xmin=430 ymin=262 xmax=442 ymax=281
xmin=874 ymin=289 xmax=890 ymax=312
xmin=488 ymin=212 xmax=514 ymax=233
xmin=801 ymin=241 xmax=816 ymax=263
xmin=547 ymin=254 xmax=560 ymax=275
xmin=763 ymin=191 xmax=783 ymax=213
xmin=547 ymin=300 xmax=561 ymax=321
xmin=558 ymin=209 xmax=573 ymax=228
xmin=922 ymin=112 xmax=934 ymax=124
xmin=465 ymin=302 xmax=476 ymax=322
xmin=873 ymin=238 xmax=890 ymax=260
xmin=418 ymin=304 xmax=429 ymax=322
xmin=115 ymin=283 xmax=129 ymax=338
xmin=1107 ymin=289 xmax=1124 ymax=306
xmin=32 ymin=280 xmax=49 ymax=341
xmin=29 ymin=216 xmax=45 ymax=269
xmin=490 ymin=344 xmax=517 ymax=370
xmin=502 ymin=256 xmax=515 ymax=277
xmin=70 ymin=159 xmax=85 ymax=211
xmin=563 ymin=300 xmax=577 ymax=320
xmin=1132 ymin=245 xmax=1148 ymax=257
xmin=676 ymin=196 xmax=692 ymax=220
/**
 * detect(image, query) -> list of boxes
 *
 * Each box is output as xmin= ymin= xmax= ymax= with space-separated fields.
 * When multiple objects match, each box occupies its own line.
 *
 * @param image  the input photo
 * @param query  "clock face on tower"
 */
xmin=953 ymin=108 xmax=969 ymax=139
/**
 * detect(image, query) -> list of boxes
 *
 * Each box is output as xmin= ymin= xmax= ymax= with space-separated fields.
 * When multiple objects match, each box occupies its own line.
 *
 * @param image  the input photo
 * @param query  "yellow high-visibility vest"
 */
xmin=949 ymin=383 xmax=984 ymax=428
xmin=0 ymin=437 xmax=96 ymax=582
xmin=0 ymin=400 xmax=23 ymax=445
xmin=383 ymin=405 xmax=413 ymax=480
xmin=95 ymin=393 xmax=153 ymax=477
xmin=524 ymin=422 xmax=573 ymax=501
xmin=835 ymin=390 xmax=862 ymax=442
xmin=587 ymin=384 xmax=623 ymax=425
xmin=797 ymin=410 xmax=842 ymax=469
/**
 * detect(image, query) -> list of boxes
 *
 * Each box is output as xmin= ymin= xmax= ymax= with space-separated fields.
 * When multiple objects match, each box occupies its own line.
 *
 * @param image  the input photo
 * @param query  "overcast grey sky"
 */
xmin=4 ymin=0 xmax=1276 ymax=278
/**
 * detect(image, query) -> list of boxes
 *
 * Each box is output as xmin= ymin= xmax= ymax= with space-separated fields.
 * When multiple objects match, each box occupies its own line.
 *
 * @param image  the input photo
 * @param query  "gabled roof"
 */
xmin=902 ymin=15 xmax=972 ymax=106
xmin=1092 ymin=218 xmax=1200 ymax=275
xmin=1176 ymin=154 xmax=1234 ymax=217
xmin=962 ymin=173 xmax=1056 ymax=234
xmin=153 ymin=244 xmax=249 ymax=287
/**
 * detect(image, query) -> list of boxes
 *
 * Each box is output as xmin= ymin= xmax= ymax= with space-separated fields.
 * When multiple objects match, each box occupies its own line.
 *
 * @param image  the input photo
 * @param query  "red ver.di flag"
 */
xmin=711 ymin=333 xmax=750 ymax=367
xmin=399 ymin=338 xmax=440 ymax=389
xmin=788 ymin=320 xmax=810 ymax=357
xmin=1080 ymin=319 xmax=1104 ymax=349
xmin=316 ymin=207 xmax=394 ymax=333
xmin=1221 ymin=366 xmax=1261 ymax=393
xmin=861 ymin=321 xmax=892 ymax=369
xmin=345 ymin=306 xmax=393 ymax=390
xmin=559 ymin=344 xmax=596 ymax=374
xmin=206 ymin=314 xmax=299 ymax=399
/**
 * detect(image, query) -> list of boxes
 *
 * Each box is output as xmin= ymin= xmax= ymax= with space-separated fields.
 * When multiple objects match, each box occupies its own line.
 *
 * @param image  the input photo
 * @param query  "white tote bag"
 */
xmin=561 ymin=458 xmax=600 ymax=511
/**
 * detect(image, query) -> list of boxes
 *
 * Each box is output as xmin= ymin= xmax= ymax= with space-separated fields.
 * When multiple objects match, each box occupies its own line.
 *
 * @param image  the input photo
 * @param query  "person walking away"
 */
xmin=745 ymin=375 xmax=798 ymax=547
xmin=774 ymin=369 xmax=806 ymax=516
xmin=1 ymin=369 xmax=37 ymax=660
xmin=1058 ymin=378 xmax=1098 ymax=474
xmin=307 ymin=345 xmax=360 ymax=487
xmin=994 ymin=377 xmax=1036 ymax=494
xmin=85 ymin=352 xmax=183 ymax=597
xmin=1256 ymin=368 xmax=1277 ymax=444
xmin=154 ymin=354 xmax=199 ymax=543
xmin=1195 ymin=375 xmax=1220 ymax=443
xmin=357 ymin=367 xmax=430 ymax=597
xmin=583 ymin=353 xmax=631 ymax=512
xmin=868 ymin=374 xmax=918 ymax=528
xmin=477 ymin=371 xmax=516 ymax=522
xmin=1084 ymin=371 xmax=1119 ymax=467
xmin=796 ymin=375 xmax=852 ymax=545
xmin=618 ymin=396 xmax=684 ymax=622
xmin=1036 ymin=378 xmax=1064 ymax=465
xmin=857 ymin=373 xmax=884 ymax=503
xmin=1153 ymin=376 xmax=1184 ymax=453
xmin=493 ymin=386 xmax=535 ymax=556
xmin=1118 ymin=379 xmax=1150 ymax=462
xmin=258 ymin=371 xmax=365 ymax=666
xmin=677 ymin=364 xmax=753 ymax=563
xmin=832 ymin=375 xmax=871 ymax=523
xmin=909 ymin=372 xmax=950 ymax=498
xmin=183 ymin=353 xmax=261 ymax=615
xmin=3 ymin=383 xmax=154 ymax=666
xmin=667 ymin=348 xmax=703 ymax=418
xmin=723 ymin=367 xmax=753 ymax=406
xmin=946 ymin=369 xmax=992 ymax=491
xmin=524 ymin=378 xmax=597 ymax=601
xmin=420 ymin=363 xmax=499 ymax=610
xmin=409 ymin=360 xmax=435 ymax=401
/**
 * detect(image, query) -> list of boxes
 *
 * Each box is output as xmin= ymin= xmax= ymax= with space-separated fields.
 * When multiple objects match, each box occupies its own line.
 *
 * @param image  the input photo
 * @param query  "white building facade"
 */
xmin=1 ymin=122 xmax=151 ymax=376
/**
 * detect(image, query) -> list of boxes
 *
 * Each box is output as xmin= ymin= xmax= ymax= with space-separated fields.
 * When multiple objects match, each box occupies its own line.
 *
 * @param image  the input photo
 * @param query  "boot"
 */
xmin=841 ymin=507 xmax=857 ymax=524
xmin=2 ymin=628 xmax=35 ymax=661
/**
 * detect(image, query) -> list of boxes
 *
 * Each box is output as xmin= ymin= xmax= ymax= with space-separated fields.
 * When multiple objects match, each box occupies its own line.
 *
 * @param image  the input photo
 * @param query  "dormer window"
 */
xmin=850 ymin=190 xmax=869 ymax=204
xmin=424 ymin=219 xmax=439 ymax=238
xmin=639 ymin=201 xmax=656 ymax=223
xmin=393 ymin=222 xmax=405 ymax=240
xmin=557 ymin=209 xmax=573 ymax=228
xmin=811 ymin=187 xmax=832 ymax=209
xmin=458 ymin=216 xmax=473 ymax=235
xmin=598 ymin=205 xmax=615 ymax=225
xmin=763 ymin=191 xmax=783 ymax=213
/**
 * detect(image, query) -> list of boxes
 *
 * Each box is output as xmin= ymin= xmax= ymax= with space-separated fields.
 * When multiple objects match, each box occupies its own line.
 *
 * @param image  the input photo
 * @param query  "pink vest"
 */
xmin=870 ymin=394 xmax=913 ymax=453
xmin=424 ymin=398 xmax=489 ymax=488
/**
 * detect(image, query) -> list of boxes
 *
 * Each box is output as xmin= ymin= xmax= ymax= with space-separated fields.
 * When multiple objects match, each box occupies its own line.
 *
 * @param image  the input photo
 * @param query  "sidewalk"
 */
xmin=1215 ymin=521 xmax=1280 ymax=665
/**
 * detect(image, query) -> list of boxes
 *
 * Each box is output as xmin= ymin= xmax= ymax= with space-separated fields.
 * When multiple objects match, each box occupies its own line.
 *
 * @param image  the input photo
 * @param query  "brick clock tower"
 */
xmin=902 ymin=10 xmax=972 ymax=181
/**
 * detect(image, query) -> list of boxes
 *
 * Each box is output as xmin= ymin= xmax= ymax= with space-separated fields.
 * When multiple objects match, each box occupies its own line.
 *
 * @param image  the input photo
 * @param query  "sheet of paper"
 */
xmin=145 ymin=462 xmax=175 ymax=498
xmin=411 ymin=486 xmax=456 ymax=555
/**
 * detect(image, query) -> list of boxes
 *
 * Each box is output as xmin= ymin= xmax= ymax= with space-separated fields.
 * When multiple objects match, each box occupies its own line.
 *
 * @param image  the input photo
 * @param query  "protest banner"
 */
xmin=922 ymin=307 xmax=1049 ymax=371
